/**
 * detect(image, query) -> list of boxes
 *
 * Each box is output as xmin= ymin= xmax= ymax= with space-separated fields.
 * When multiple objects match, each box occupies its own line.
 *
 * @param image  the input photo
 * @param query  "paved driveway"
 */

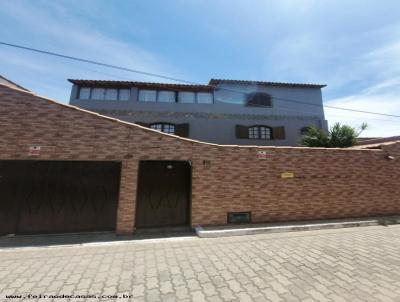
xmin=1 ymin=225 xmax=400 ymax=302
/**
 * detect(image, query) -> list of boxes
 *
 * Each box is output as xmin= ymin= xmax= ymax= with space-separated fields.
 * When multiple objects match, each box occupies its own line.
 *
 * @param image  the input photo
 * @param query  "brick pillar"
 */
xmin=116 ymin=159 xmax=138 ymax=235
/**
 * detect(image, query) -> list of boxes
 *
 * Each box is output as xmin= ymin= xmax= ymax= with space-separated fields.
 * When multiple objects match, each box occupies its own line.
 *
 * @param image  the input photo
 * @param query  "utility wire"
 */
xmin=1 ymin=41 xmax=400 ymax=119
xmin=276 ymin=106 xmax=399 ymax=123
xmin=0 ymin=41 xmax=200 ymax=85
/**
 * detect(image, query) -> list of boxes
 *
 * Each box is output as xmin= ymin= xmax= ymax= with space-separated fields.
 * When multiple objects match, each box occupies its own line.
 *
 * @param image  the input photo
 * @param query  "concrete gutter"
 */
xmin=195 ymin=216 xmax=400 ymax=238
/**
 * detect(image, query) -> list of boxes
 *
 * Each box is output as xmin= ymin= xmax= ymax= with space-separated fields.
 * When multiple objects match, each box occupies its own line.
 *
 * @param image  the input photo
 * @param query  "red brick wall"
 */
xmin=1 ymin=84 xmax=399 ymax=234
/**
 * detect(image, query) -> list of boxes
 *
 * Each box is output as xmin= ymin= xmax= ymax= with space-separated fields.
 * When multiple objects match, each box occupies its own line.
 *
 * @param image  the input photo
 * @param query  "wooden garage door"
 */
xmin=135 ymin=161 xmax=190 ymax=228
xmin=0 ymin=161 xmax=121 ymax=235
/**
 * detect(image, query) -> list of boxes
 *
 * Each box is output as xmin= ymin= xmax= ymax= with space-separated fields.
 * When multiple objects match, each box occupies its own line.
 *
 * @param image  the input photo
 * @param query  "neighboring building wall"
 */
xmin=2 ymin=84 xmax=399 ymax=234
xmin=69 ymin=82 xmax=328 ymax=146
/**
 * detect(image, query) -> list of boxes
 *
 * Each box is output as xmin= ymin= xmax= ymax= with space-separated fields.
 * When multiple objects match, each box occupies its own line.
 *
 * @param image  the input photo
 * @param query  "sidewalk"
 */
xmin=196 ymin=215 xmax=400 ymax=238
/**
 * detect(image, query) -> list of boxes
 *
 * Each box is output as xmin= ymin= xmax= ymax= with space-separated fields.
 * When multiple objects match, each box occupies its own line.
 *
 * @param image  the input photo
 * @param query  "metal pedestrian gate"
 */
xmin=135 ymin=161 xmax=191 ymax=228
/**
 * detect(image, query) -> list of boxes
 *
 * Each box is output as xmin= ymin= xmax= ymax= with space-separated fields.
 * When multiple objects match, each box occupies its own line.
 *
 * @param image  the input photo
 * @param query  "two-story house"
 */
xmin=69 ymin=79 xmax=327 ymax=146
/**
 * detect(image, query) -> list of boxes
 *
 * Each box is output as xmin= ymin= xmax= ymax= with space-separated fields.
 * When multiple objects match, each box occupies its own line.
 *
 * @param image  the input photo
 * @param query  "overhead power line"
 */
xmin=1 ymin=41 xmax=400 ymax=119
xmin=0 ymin=41 xmax=200 ymax=85
xmin=275 ymin=98 xmax=400 ymax=118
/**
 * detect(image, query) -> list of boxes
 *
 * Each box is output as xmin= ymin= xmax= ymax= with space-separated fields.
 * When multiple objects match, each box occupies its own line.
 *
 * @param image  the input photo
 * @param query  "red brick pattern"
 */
xmin=1 ymin=84 xmax=399 ymax=234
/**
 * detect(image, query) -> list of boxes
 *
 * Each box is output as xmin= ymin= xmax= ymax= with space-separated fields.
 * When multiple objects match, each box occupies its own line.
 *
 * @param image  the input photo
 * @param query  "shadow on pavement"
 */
xmin=0 ymin=227 xmax=196 ymax=249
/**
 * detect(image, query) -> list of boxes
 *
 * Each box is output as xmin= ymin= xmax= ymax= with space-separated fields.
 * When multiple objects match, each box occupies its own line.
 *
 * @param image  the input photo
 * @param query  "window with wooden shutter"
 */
xmin=272 ymin=126 xmax=286 ymax=140
xmin=236 ymin=125 xmax=249 ymax=139
xmin=175 ymin=123 xmax=189 ymax=137
xmin=149 ymin=123 xmax=176 ymax=134
xmin=247 ymin=126 xmax=272 ymax=140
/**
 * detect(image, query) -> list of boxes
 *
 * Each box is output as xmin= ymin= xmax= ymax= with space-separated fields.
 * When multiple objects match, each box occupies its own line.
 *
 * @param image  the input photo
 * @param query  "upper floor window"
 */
xmin=179 ymin=92 xmax=196 ymax=103
xmin=79 ymin=87 xmax=91 ymax=99
xmin=91 ymin=88 xmax=105 ymax=100
xmin=118 ymin=89 xmax=130 ymax=101
xmin=150 ymin=123 xmax=176 ymax=134
xmin=78 ymin=87 xmax=130 ymax=101
xmin=138 ymin=90 xmax=157 ymax=102
xmin=246 ymin=92 xmax=272 ymax=107
xmin=157 ymin=91 xmax=176 ymax=103
xmin=197 ymin=92 xmax=213 ymax=104
xmin=137 ymin=89 xmax=213 ymax=104
xmin=248 ymin=126 xmax=272 ymax=140
xmin=104 ymin=88 xmax=118 ymax=100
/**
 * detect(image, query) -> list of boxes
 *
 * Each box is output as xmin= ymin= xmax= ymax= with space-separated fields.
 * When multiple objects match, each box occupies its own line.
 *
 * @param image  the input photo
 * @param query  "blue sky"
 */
xmin=1 ymin=0 xmax=399 ymax=137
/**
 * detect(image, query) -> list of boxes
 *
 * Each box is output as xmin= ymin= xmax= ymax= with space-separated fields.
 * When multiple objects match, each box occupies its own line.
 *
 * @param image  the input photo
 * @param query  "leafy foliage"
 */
xmin=300 ymin=122 xmax=368 ymax=148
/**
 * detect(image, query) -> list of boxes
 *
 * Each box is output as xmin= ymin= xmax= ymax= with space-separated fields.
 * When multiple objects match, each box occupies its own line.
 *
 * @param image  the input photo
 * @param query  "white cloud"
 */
xmin=324 ymin=36 xmax=400 ymax=137
xmin=363 ymin=40 xmax=400 ymax=80
xmin=326 ymin=78 xmax=400 ymax=137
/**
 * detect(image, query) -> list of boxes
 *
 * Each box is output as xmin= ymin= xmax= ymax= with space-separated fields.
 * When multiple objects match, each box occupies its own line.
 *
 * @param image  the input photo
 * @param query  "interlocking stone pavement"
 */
xmin=1 ymin=225 xmax=400 ymax=301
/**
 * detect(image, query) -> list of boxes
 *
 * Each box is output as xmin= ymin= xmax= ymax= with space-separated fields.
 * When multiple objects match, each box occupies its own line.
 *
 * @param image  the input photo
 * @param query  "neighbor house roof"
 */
xmin=68 ymin=79 xmax=213 ymax=92
xmin=0 ymin=75 xmax=29 ymax=91
xmin=355 ymin=136 xmax=400 ymax=147
xmin=208 ymin=79 xmax=326 ymax=88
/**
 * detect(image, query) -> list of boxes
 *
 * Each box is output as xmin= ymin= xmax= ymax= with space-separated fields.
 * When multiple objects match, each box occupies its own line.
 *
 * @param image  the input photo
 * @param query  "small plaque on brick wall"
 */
xmin=257 ymin=151 xmax=267 ymax=159
xmin=28 ymin=146 xmax=41 ymax=156
xmin=281 ymin=172 xmax=294 ymax=178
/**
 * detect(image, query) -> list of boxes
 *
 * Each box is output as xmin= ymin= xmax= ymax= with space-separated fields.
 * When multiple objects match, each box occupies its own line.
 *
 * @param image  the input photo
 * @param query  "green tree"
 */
xmin=300 ymin=122 xmax=368 ymax=148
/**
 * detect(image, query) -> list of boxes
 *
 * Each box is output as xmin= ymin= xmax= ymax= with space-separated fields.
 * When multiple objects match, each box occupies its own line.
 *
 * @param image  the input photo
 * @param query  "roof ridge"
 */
xmin=208 ymin=78 xmax=326 ymax=88
xmin=68 ymin=79 xmax=212 ymax=88
xmin=68 ymin=78 xmax=326 ymax=89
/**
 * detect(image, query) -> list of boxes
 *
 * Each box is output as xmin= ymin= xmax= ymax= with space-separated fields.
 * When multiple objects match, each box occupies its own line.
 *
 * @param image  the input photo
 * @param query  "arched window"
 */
xmin=248 ymin=125 xmax=272 ymax=140
xmin=246 ymin=92 xmax=272 ymax=107
xmin=150 ymin=123 xmax=176 ymax=134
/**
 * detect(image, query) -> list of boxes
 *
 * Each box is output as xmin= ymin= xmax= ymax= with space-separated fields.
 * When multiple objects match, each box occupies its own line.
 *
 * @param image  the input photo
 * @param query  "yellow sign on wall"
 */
xmin=281 ymin=172 xmax=294 ymax=178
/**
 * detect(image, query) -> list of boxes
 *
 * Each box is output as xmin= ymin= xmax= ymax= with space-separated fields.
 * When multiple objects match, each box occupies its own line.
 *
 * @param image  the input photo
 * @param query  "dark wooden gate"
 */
xmin=135 ymin=161 xmax=190 ymax=228
xmin=0 ymin=160 xmax=121 ymax=235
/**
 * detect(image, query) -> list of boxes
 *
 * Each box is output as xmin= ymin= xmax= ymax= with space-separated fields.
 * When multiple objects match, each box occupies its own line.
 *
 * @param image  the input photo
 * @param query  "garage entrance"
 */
xmin=0 ymin=160 xmax=121 ymax=235
xmin=135 ymin=161 xmax=191 ymax=228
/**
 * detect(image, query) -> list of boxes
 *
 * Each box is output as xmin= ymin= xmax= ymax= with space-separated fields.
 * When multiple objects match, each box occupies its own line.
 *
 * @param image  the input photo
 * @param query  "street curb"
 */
xmin=195 ymin=216 xmax=400 ymax=238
